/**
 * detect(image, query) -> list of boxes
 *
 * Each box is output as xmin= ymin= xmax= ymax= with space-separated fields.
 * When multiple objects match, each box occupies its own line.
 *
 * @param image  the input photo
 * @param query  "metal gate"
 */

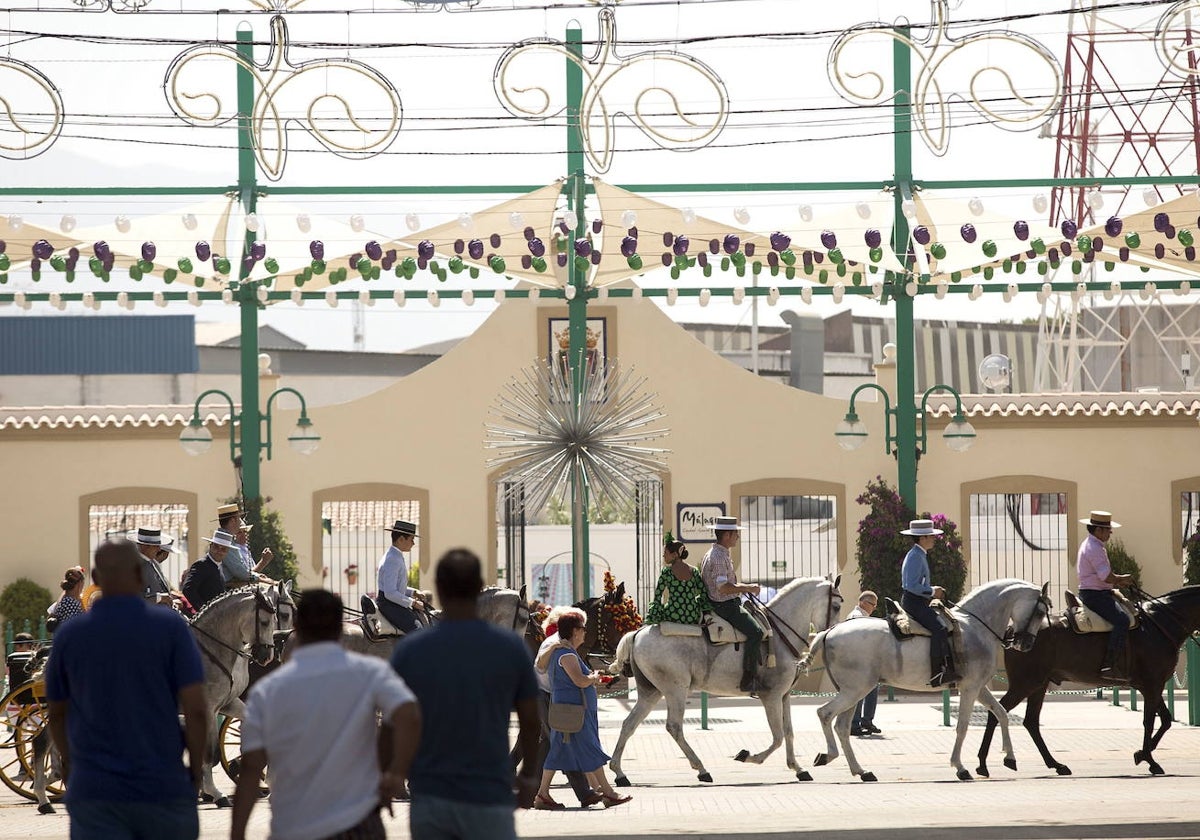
xmin=738 ymin=495 xmax=839 ymax=591
xmin=969 ymin=492 xmax=1070 ymax=610
xmin=87 ymin=503 xmax=191 ymax=590
xmin=498 ymin=482 xmax=526 ymax=591
xmin=634 ymin=479 xmax=664 ymax=615
xmin=1183 ymin=490 xmax=1200 ymax=547
xmin=321 ymin=500 xmax=421 ymax=607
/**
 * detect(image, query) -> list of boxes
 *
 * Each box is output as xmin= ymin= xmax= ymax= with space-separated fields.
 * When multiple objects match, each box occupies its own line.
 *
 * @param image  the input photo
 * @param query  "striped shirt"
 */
xmin=701 ymin=543 xmax=737 ymax=603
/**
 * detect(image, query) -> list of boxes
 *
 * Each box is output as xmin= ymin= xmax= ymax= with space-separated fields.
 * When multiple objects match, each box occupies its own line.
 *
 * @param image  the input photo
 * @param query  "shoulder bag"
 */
xmin=547 ymin=652 xmax=589 ymax=741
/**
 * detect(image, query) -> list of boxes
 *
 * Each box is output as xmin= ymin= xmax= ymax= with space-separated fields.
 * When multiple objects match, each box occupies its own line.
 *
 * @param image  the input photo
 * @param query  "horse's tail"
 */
xmin=607 ymin=627 xmax=637 ymax=675
xmin=797 ymin=628 xmax=831 ymax=673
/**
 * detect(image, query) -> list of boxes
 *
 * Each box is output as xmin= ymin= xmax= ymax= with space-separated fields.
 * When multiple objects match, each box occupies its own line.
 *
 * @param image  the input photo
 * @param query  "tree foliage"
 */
xmin=0 ymin=578 xmax=54 ymax=630
xmin=1184 ymin=532 xmax=1200 ymax=586
xmin=1105 ymin=537 xmax=1143 ymax=590
xmin=854 ymin=476 xmax=967 ymax=603
xmin=231 ymin=496 xmax=301 ymax=584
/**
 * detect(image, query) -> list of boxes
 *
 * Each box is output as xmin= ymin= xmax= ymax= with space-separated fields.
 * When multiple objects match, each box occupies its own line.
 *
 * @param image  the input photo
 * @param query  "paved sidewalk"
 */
xmin=4 ymin=689 xmax=1199 ymax=839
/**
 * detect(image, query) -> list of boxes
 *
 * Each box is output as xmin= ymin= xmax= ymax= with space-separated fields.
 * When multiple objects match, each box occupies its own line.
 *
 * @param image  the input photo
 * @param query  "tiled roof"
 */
xmin=0 ymin=405 xmax=232 ymax=430
xmin=926 ymin=393 xmax=1200 ymax=419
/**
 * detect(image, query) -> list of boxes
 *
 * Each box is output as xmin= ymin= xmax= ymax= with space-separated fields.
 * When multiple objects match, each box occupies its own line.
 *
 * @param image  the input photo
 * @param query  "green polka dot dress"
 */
xmin=645 ymin=564 xmax=710 ymax=625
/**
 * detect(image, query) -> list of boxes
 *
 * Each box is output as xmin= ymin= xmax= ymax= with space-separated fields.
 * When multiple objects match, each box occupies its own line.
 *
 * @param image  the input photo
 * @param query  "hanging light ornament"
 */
xmin=1033 ymin=194 xmax=1049 ymax=214
xmin=349 ymin=214 xmax=365 ymax=232
xmin=245 ymin=213 xmax=261 ymax=232
xmin=115 ymin=215 xmax=131 ymax=233
xmin=901 ymin=199 xmax=917 ymax=220
xmin=59 ymin=215 xmax=76 ymax=234
xmin=457 ymin=213 xmax=473 ymax=229
xmin=681 ymin=207 xmax=697 ymax=225
xmin=7 ymin=215 xmax=22 ymax=230
xmin=733 ymin=207 xmax=751 ymax=225
xmin=968 ymin=197 xmax=984 ymax=216
xmin=1144 ymin=188 xmax=1160 ymax=207
xmin=799 ymin=205 xmax=814 ymax=222
xmin=1087 ymin=191 xmax=1105 ymax=211
xmin=855 ymin=202 xmax=872 ymax=220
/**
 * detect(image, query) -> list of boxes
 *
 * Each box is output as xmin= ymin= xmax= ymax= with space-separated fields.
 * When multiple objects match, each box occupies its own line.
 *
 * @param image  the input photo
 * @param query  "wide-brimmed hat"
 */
xmin=133 ymin=527 xmax=177 ymax=553
xmin=384 ymin=519 xmax=419 ymax=538
xmin=213 ymin=503 xmax=247 ymax=523
xmin=712 ymin=516 xmax=741 ymax=531
xmin=202 ymin=529 xmax=237 ymax=549
xmin=1080 ymin=511 xmax=1121 ymax=529
xmin=901 ymin=519 xmax=944 ymax=536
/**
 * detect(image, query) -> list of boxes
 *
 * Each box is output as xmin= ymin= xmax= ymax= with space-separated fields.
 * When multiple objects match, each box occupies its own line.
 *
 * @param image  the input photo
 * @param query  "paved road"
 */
xmin=4 ymin=690 xmax=1199 ymax=839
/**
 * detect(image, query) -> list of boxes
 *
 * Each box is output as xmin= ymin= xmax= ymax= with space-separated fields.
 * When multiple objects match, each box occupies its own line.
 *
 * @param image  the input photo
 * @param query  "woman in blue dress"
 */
xmin=537 ymin=610 xmax=632 ymax=809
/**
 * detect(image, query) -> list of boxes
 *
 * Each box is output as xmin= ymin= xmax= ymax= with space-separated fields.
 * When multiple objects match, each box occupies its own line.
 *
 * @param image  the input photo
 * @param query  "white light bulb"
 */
xmin=462 ymin=289 xmax=475 ymax=306
xmin=296 ymin=214 xmax=311 ymax=233
xmin=871 ymin=281 xmax=883 ymax=299
xmin=325 ymin=289 xmax=337 ymax=307
xmin=1087 ymin=191 xmax=1105 ymax=211
xmin=798 ymin=205 xmax=813 ymax=223
xmin=935 ymin=282 xmax=948 ymax=300
xmin=830 ymin=285 xmax=843 ymax=303
xmin=187 ymin=290 xmax=199 ymax=306
xmin=733 ymin=207 xmax=751 ymax=225
xmin=621 ymin=210 xmax=638 ymax=228
xmin=681 ymin=207 xmax=696 ymax=225
xmin=154 ymin=291 xmax=166 ymax=308
xmin=244 ymin=213 xmax=260 ymax=232
xmin=699 ymin=288 xmax=711 ymax=306
xmin=456 ymin=213 xmax=473 ymax=229
xmin=905 ymin=281 xmax=918 ymax=297
xmin=182 ymin=213 xmax=198 ymax=231
xmin=405 ymin=213 xmax=421 ymax=232
xmin=508 ymin=212 xmax=524 ymax=229
xmin=115 ymin=215 xmax=131 ymax=233
xmin=968 ymin=197 xmax=984 ymax=216
xmin=222 ymin=289 xmax=233 ymax=305
xmin=1032 ymin=194 xmax=1049 ymax=214
xmin=349 ymin=214 xmax=365 ymax=232
xmin=666 ymin=287 xmax=678 ymax=306
xmin=59 ymin=215 xmax=76 ymax=233
xmin=494 ymin=289 xmax=506 ymax=304
xmin=855 ymin=202 xmax=872 ymax=220
xmin=732 ymin=287 xmax=745 ymax=305
xmin=429 ymin=290 xmax=441 ymax=307
xmin=800 ymin=287 xmax=812 ymax=304
xmin=901 ymin=200 xmax=916 ymax=220
xmin=291 ymin=289 xmax=302 ymax=305
xmin=7 ymin=215 xmax=22 ymax=230
xmin=1143 ymin=188 xmax=1160 ymax=207
xmin=393 ymin=290 xmax=406 ymax=307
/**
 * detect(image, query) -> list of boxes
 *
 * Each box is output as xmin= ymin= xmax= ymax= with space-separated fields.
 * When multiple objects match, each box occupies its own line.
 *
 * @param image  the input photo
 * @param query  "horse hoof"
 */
xmin=1054 ymin=764 xmax=1072 ymax=776
xmin=37 ymin=803 xmax=55 ymax=815
xmin=215 ymin=796 xmax=233 ymax=809
xmin=1134 ymin=750 xmax=1147 ymax=765
xmin=614 ymin=776 xmax=631 ymax=788
xmin=1003 ymin=757 xmax=1017 ymax=772
xmin=956 ymin=769 xmax=972 ymax=781
xmin=1149 ymin=763 xmax=1165 ymax=776
xmin=976 ymin=765 xmax=989 ymax=778
xmin=200 ymin=794 xmax=215 ymax=804
xmin=734 ymin=750 xmax=750 ymax=763
xmin=860 ymin=772 xmax=877 ymax=783
xmin=698 ymin=772 xmax=713 ymax=784
xmin=813 ymin=753 xmax=829 ymax=767
xmin=796 ymin=770 xmax=813 ymax=782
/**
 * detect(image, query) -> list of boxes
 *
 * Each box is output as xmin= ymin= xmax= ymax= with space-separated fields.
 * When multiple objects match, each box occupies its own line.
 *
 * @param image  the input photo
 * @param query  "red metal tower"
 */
xmin=1050 ymin=2 xmax=1200 ymax=226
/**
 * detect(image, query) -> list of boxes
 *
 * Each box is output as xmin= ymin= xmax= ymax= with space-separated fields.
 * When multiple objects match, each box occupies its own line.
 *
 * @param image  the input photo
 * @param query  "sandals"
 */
xmin=534 ymin=794 xmax=566 ymax=811
xmin=602 ymin=793 xmax=632 ymax=808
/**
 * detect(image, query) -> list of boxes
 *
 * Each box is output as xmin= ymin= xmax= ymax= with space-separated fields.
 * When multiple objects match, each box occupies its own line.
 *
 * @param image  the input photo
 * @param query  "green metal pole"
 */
xmin=891 ymin=28 xmax=918 ymax=511
xmin=565 ymin=25 xmax=591 ymax=600
xmin=700 ymin=691 xmax=709 ymax=730
xmin=1188 ymin=638 xmax=1200 ymax=725
xmin=236 ymin=28 xmax=262 ymax=501
xmin=942 ymin=688 xmax=951 ymax=727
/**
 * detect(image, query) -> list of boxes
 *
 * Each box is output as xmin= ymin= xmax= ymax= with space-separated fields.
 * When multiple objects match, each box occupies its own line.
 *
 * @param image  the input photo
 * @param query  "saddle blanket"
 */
xmin=884 ymin=597 xmax=954 ymax=638
xmin=1064 ymin=590 xmax=1137 ymax=634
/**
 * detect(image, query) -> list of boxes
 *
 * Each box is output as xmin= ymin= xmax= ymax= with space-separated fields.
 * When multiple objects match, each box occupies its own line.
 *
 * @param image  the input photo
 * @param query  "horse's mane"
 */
xmin=768 ymin=575 xmax=829 ymax=605
xmin=956 ymin=578 xmax=1031 ymax=609
xmin=1146 ymin=584 xmax=1200 ymax=612
xmin=190 ymin=585 xmax=261 ymax=624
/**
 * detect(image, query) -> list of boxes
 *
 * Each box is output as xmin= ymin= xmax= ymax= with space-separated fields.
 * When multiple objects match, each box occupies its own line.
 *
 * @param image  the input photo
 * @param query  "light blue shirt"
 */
xmin=221 ymin=542 xmax=257 ymax=583
xmin=901 ymin=544 xmax=932 ymax=597
xmin=378 ymin=545 xmax=415 ymax=608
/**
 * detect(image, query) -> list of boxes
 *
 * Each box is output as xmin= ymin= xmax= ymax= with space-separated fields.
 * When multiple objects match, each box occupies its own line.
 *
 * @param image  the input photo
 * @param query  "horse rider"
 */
xmin=1077 ymin=511 xmax=1134 ymax=680
xmin=134 ymin=526 xmax=186 ymax=610
xmin=182 ymin=529 xmax=236 ymax=614
xmin=900 ymin=519 xmax=961 ymax=688
xmin=215 ymin=503 xmax=276 ymax=586
xmin=700 ymin=516 xmax=765 ymax=695
xmin=377 ymin=519 xmax=426 ymax=633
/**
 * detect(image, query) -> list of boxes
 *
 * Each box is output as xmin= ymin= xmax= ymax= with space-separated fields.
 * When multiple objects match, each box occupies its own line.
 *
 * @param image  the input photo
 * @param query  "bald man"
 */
xmin=46 ymin=540 xmax=208 ymax=840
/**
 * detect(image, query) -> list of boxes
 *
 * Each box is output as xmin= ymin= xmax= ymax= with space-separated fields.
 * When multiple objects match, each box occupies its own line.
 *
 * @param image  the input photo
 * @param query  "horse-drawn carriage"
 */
xmin=1 ymin=642 xmax=63 ymax=809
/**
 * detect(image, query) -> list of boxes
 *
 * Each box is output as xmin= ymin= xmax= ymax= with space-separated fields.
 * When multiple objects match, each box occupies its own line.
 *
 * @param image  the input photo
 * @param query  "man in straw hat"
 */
xmin=181 ymin=529 xmax=236 ymax=614
xmin=214 ymin=503 xmax=275 ymax=586
xmin=1078 ymin=511 xmax=1135 ymax=680
xmin=700 ymin=516 xmax=766 ymax=695
xmin=377 ymin=520 xmax=426 ymax=634
xmin=900 ymin=519 xmax=961 ymax=687
xmin=134 ymin=527 xmax=184 ymax=610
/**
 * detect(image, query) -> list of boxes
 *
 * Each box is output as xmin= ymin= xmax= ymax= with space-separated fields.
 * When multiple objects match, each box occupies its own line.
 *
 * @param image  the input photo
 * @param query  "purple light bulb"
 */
xmin=592 ymin=219 xmax=603 ymax=234
xmin=1105 ymin=216 xmax=1123 ymax=238
xmin=662 ymin=231 xmax=674 ymax=247
xmin=913 ymin=226 xmax=931 ymax=246
xmin=32 ymin=239 xmax=53 ymax=261
xmin=620 ymin=236 xmax=638 ymax=258
xmin=770 ymin=231 xmax=791 ymax=252
xmin=309 ymin=240 xmax=324 ymax=260
xmin=745 ymin=243 xmax=756 ymax=257
xmin=418 ymin=240 xmax=435 ymax=261
xmin=556 ymin=252 xmax=568 ymax=268
xmin=820 ymin=230 xmax=837 ymax=250
xmin=365 ymin=241 xmax=383 ymax=261
xmin=528 ymin=238 xmax=546 ymax=258
xmin=250 ymin=241 xmax=267 ymax=262
xmin=960 ymin=223 xmax=977 ymax=244
xmin=1154 ymin=212 xmax=1171 ymax=233
xmin=590 ymin=251 xmax=601 ymax=265
xmin=672 ymin=235 xmax=690 ymax=256
xmin=661 ymin=253 xmax=672 ymax=267
xmin=468 ymin=239 xmax=485 ymax=260
xmin=141 ymin=241 xmax=157 ymax=263
xmin=574 ymin=238 xmax=592 ymax=258
xmin=1013 ymin=220 xmax=1029 ymax=241
xmin=0 ymin=240 xmax=6 ymax=255
xmin=1061 ymin=219 xmax=1078 ymax=239
xmin=524 ymin=226 xmax=536 ymax=241
xmin=863 ymin=229 xmax=882 ymax=249
xmin=490 ymin=233 xmax=502 ymax=249
xmin=453 ymin=239 xmax=465 ymax=255
xmin=723 ymin=234 xmax=740 ymax=254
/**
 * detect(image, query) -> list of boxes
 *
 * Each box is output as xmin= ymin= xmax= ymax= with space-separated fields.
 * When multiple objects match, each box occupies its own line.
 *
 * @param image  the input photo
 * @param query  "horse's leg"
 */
xmin=1133 ymin=691 xmax=1168 ymax=776
xmin=1018 ymin=687 xmax=1070 ymax=775
xmin=976 ymin=687 xmax=1022 ymax=778
xmin=975 ymin=687 xmax=1017 ymax=773
xmin=662 ymin=690 xmax=713 ymax=784
xmin=32 ymin=730 xmax=53 ymax=814
xmin=734 ymin=691 xmax=786 ymax=767
xmin=608 ymin=682 xmax=662 ymax=787
xmin=815 ymin=692 xmax=872 ymax=779
xmin=778 ymin=691 xmax=813 ymax=782
xmin=1148 ymin=690 xmax=1173 ymax=751
xmin=202 ymin=697 xmax=246 ymax=808
xmin=950 ymin=681 xmax=983 ymax=781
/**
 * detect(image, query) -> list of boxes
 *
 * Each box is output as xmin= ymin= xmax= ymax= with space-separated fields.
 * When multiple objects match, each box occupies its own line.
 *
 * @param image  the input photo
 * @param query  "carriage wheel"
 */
xmin=218 ymin=716 xmax=269 ymax=793
xmin=0 ymin=685 xmax=65 ymax=803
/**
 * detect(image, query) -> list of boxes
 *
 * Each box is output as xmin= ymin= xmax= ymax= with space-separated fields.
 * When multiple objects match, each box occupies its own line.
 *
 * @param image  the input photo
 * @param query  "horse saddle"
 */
xmin=1063 ymin=590 xmax=1138 ymax=634
xmin=358 ymin=595 xmax=405 ymax=642
xmin=883 ymin=597 xmax=956 ymax=640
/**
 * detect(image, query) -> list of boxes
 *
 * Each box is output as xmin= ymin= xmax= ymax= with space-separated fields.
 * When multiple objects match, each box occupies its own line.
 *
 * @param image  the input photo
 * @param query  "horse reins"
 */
xmin=750 ymin=580 xmax=841 ymax=660
xmin=190 ymin=589 xmax=278 ymax=696
xmin=952 ymin=589 xmax=1051 ymax=647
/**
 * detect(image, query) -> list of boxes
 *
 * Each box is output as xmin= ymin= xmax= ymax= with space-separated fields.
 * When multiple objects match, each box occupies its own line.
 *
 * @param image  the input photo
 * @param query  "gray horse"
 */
xmin=606 ymin=575 xmax=843 ymax=785
xmin=192 ymin=583 xmax=292 ymax=807
xmin=803 ymin=578 xmax=1051 ymax=782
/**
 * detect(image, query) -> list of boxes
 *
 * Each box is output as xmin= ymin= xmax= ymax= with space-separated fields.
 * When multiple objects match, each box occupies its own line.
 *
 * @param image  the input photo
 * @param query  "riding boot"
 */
xmin=1100 ymin=647 xmax=1127 ymax=681
xmin=739 ymin=668 xmax=762 ymax=696
xmin=929 ymin=656 xmax=961 ymax=688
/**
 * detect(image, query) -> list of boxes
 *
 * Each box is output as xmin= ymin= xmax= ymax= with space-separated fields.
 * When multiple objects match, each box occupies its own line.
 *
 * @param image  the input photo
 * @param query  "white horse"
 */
xmin=804 ymin=578 xmax=1051 ymax=782
xmin=191 ymin=584 xmax=292 ymax=806
xmin=606 ymin=575 xmax=843 ymax=785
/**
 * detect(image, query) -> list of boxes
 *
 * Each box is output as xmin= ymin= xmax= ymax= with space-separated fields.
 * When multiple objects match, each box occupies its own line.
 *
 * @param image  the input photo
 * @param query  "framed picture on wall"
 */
xmin=547 ymin=316 xmax=608 ymax=386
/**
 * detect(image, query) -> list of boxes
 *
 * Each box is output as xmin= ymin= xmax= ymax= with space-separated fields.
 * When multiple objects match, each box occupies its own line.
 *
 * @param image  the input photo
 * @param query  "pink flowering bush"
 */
xmin=855 ymin=476 xmax=967 ymax=603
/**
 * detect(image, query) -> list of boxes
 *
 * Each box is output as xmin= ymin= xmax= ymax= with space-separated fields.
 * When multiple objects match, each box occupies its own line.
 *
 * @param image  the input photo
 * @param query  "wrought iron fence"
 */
xmin=738 ymin=495 xmax=839 ymax=591
xmin=321 ymin=500 xmax=421 ymax=607
xmin=969 ymin=492 xmax=1070 ymax=611
xmin=87 ymin=503 xmax=191 ymax=591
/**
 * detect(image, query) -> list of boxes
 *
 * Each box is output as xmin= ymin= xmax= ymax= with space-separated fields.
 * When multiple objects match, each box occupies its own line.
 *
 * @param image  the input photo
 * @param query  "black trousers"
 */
xmin=378 ymin=598 xmax=421 ymax=633
xmin=901 ymin=591 xmax=950 ymax=676
xmin=1079 ymin=589 xmax=1129 ymax=657
xmin=510 ymin=691 xmax=593 ymax=803
xmin=710 ymin=597 xmax=764 ymax=676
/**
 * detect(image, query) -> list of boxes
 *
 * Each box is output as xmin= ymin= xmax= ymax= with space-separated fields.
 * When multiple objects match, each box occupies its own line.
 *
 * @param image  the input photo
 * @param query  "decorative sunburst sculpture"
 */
xmin=486 ymin=358 xmax=669 ymax=516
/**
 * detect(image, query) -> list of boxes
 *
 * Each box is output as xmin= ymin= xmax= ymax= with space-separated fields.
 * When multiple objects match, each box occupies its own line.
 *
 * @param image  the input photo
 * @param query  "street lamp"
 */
xmin=835 ymin=383 xmax=977 ymax=456
xmin=180 ymin=386 xmax=321 ymax=463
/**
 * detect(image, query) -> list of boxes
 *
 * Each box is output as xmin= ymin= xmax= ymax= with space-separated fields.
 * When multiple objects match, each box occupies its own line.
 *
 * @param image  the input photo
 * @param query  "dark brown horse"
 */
xmin=977 ymin=585 xmax=1200 ymax=777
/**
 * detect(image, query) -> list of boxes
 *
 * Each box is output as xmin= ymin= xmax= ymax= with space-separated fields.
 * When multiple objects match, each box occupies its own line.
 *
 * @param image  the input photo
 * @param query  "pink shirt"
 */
xmin=1077 ymin=534 xmax=1113 ymax=591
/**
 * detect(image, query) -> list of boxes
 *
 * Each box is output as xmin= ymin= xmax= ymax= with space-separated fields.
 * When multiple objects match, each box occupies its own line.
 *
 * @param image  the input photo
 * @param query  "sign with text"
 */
xmin=676 ymin=503 xmax=726 ymax=543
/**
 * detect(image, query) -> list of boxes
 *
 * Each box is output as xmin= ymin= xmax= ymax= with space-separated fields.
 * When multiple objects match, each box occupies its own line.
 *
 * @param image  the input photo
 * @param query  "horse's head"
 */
xmin=250 ymin=587 xmax=279 ymax=666
xmin=1006 ymin=582 xmax=1053 ymax=653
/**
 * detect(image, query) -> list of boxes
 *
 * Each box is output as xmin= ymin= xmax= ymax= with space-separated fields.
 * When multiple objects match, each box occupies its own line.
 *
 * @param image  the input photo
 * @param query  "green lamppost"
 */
xmin=178 ymin=383 xmax=321 ymax=487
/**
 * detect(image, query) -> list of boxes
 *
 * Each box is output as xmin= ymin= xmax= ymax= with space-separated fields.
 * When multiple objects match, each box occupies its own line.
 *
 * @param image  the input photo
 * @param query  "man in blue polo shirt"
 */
xmin=46 ymin=539 xmax=208 ymax=840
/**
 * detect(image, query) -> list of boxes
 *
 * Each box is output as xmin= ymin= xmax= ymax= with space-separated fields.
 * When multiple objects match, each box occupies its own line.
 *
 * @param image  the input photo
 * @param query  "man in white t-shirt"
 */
xmin=230 ymin=590 xmax=420 ymax=840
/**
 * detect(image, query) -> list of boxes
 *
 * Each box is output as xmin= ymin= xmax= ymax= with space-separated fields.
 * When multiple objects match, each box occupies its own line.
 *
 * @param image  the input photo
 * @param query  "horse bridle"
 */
xmin=956 ymin=588 xmax=1052 ymax=649
xmin=192 ymin=587 xmax=278 ymax=676
xmin=753 ymin=580 xmax=843 ymax=660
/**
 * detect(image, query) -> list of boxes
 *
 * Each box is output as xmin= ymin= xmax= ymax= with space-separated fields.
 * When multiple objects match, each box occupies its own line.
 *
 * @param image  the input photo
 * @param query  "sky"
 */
xmin=1 ymin=0 xmax=1193 ymax=353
